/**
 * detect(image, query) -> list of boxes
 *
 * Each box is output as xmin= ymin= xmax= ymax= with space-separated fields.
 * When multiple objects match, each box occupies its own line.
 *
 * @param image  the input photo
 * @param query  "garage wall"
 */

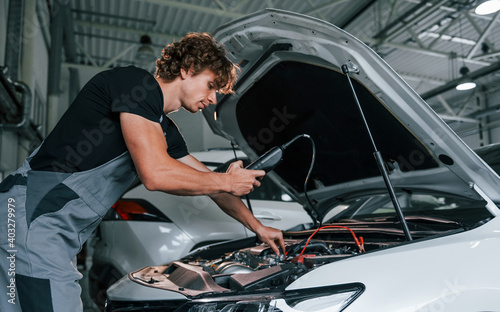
xmin=0 ymin=0 xmax=7 ymax=65
xmin=0 ymin=0 xmax=51 ymax=178
xmin=0 ymin=0 xmax=17 ymax=179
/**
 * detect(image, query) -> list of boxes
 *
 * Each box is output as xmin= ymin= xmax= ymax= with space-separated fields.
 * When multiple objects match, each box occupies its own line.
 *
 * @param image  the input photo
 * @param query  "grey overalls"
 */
xmin=0 ymin=147 xmax=137 ymax=312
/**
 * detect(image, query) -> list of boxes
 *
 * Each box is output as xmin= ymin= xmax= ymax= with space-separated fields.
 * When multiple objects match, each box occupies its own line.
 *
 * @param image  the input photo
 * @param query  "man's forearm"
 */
xmin=143 ymin=167 xmax=231 ymax=195
xmin=121 ymin=113 xmax=263 ymax=197
xmin=209 ymin=193 xmax=263 ymax=234
xmin=210 ymin=192 xmax=286 ymax=255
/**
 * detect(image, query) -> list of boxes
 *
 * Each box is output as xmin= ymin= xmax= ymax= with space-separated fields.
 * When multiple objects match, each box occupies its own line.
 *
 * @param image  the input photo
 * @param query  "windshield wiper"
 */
xmin=404 ymin=216 xmax=463 ymax=226
xmin=349 ymin=215 xmax=466 ymax=229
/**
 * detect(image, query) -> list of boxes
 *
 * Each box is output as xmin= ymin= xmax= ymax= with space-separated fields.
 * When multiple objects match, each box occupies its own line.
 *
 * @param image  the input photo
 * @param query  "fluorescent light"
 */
xmin=456 ymin=80 xmax=477 ymax=91
xmin=475 ymin=0 xmax=500 ymax=15
xmin=418 ymin=32 xmax=476 ymax=45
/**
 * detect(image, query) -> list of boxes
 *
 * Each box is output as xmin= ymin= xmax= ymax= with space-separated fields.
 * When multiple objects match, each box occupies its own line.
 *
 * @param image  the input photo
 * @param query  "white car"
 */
xmin=88 ymin=148 xmax=308 ymax=308
xmin=105 ymin=9 xmax=500 ymax=312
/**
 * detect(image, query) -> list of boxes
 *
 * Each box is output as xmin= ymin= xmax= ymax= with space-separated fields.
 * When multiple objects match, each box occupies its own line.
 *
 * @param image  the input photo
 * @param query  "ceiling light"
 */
xmin=136 ymin=35 xmax=156 ymax=63
xmin=475 ymin=0 xmax=500 ymax=15
xmin=456 ymin=66 xmax=476 ymax=91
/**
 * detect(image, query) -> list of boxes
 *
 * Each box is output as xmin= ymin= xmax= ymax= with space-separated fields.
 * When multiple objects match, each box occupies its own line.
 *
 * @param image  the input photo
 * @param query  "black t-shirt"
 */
xmin=30 ymin=66 xmax=188 ymax=172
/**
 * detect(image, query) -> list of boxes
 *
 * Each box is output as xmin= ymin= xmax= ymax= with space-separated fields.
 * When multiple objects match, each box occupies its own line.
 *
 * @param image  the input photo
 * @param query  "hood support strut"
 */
xmin=341 ymin=63 xmax=413 ymax=241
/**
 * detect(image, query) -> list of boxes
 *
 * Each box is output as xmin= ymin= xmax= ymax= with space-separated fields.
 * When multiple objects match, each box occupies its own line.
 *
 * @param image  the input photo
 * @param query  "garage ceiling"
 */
xmin=63 ymin=0 xmax=500 ymax=133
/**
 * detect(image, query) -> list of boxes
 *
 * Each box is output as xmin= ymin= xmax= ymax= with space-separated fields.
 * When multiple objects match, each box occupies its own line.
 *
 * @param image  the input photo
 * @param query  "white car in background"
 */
xmin=88 ymin=148 xmax=308 ymax=308
xmin=104 ymin=9 xmax=500 ymax=312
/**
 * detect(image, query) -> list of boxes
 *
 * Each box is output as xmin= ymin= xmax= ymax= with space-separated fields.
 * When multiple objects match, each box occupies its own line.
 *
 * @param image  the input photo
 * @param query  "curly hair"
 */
xmin=155 ymin=32 xmax=239 ymax=94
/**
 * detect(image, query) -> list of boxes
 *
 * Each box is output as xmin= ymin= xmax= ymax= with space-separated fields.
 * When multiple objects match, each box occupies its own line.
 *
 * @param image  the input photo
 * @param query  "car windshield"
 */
xmin=325 ymin=192 xmax=493 ymax=229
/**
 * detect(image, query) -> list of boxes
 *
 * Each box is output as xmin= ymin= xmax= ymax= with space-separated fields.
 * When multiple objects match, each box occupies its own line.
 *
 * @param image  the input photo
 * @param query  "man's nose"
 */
xmin=208 ymin=90 xmax=217 ymax=105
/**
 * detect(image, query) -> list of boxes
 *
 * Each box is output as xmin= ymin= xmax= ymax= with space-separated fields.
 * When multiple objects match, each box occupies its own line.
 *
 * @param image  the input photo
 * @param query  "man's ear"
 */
xmin=180 ymin=68 xmax=189 ymax=79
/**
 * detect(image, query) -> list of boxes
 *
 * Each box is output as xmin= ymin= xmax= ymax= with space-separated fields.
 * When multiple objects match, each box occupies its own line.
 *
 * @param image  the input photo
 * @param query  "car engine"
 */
xmin=129 ymin=228 xmax=399 ymax=298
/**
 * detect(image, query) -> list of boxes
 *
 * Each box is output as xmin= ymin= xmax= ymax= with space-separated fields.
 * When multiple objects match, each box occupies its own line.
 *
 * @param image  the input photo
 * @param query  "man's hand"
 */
xmin=226 ymin=161 xmax=265 ymax=196
xmin=255 ymin=225 xmax=286 ymax=255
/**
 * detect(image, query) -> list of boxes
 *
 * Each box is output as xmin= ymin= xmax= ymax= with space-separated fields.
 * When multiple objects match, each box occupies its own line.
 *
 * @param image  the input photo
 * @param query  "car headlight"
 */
xmin=184 ymin=283 xmax=364 ymax=312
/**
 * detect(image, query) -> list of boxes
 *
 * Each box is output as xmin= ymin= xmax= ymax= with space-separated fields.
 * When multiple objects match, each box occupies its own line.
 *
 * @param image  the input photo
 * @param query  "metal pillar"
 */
xmin=46 ymin=0 xmax=65 ymax=131
xmin=4 ymin=0 xmax=25 ymax=79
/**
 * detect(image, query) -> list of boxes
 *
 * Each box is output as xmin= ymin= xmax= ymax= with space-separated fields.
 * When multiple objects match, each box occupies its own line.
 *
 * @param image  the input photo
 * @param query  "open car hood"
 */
xmin=203 ymin=9 xmax=500 ymax=223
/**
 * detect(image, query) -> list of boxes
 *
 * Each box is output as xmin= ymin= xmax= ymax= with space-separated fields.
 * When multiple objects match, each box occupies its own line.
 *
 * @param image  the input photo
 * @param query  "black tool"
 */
xmin=245 ymin=135 xmax=307 ymax=172
xmin=245 ymin=145 xmax=285 ymax=172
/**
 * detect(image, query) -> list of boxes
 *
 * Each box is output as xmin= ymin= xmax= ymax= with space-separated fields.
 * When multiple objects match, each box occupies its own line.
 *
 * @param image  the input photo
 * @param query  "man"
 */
xmin=0 ymin=32 xmax=286 ymax=312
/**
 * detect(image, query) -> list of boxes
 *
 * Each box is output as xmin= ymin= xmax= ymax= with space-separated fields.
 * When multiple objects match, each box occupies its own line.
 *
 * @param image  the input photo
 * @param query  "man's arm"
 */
xmin=120 ymin=112 xmax=264 ymax=196
xmin=177 ymin=154 xmax=287 ymax=255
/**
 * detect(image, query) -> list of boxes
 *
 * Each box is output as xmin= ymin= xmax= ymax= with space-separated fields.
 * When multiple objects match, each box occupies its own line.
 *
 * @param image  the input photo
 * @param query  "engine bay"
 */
xmin=129 ymin=226 xmax=405 ymax=298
